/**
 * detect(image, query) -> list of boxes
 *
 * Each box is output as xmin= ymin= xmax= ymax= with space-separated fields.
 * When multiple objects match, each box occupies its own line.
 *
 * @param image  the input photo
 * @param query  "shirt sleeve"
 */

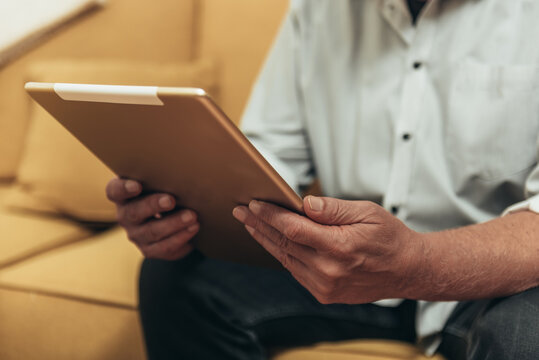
xmin=502 ymin=144 xmax=539 ymax=216
xmin=240 ymin=1 xmax=314 ymax=194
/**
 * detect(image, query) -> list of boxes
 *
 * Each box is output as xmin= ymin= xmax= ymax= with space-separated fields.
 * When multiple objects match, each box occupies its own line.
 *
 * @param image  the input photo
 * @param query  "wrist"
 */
xmin=400 ymin=230 xmax=434 ymax=300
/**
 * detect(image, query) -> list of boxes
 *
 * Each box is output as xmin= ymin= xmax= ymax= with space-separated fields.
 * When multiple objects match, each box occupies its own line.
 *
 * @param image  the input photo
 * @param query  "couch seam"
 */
xmin=0 ymin=229 xmax=93 ymax=270
xmin=0 ymin=283 xmax=137 ymax=310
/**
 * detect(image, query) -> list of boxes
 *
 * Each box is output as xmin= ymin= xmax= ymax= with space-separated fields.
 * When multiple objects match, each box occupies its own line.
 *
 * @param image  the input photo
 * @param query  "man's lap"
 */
xmin=138 ymin=251 xmax=538 ymax=359
xmin=139 ymin=251 xmax=415 ymax=358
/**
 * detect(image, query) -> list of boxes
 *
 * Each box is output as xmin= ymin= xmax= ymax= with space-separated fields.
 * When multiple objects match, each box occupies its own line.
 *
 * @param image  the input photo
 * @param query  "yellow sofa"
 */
xmin=0 ymin=1 xmax=445 ymax=359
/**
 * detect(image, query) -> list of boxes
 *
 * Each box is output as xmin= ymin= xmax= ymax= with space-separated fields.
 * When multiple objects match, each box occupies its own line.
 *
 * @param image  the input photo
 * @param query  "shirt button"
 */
xmin=402 ymin=133 xmax=412 ymax=141
xmin=391 ymin=206 xmax=399 ymax=215
xmin=413 ymin=61 xmax=423 ymax=70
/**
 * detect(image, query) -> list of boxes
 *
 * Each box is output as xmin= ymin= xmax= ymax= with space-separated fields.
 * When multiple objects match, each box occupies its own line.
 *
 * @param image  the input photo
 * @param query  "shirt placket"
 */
xmin=381 ymin=0 xmax=440 ymax=219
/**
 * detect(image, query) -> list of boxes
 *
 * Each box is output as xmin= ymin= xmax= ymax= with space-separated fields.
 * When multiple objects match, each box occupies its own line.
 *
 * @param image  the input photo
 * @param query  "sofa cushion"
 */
xmin=0 ymin=206 xmax=92 ymax=270
xmin=0 ymin=287 xmax=145 ymax=360
xmin=273 ymin=340 xmax=447 ymax=360
xmin=0 ymin=226 xmax=141 ymax=307
xmin=0 ymin=182 xmax=13 ymax=206
xmin=5 ymin=59 xmax=217 ymax=222
xmin=0 ymin=0 xmax=197 ymax=180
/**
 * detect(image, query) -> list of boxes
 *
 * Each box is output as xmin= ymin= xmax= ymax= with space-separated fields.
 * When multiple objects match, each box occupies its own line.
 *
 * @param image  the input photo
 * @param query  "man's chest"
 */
xmin=296 ymin=0 xmax=539 ymax=207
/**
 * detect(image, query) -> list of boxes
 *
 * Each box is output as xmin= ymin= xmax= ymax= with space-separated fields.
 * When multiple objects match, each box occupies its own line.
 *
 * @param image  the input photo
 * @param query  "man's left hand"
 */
xmin=232 ymin=196 xmax=425 ymax=304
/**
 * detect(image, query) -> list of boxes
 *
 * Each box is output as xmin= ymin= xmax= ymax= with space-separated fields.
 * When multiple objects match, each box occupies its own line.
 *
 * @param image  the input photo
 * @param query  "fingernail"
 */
xmin=124 ymin=180 xmax=140 ymax=193
xmin=158 ymin=196 xmax=173 ymax=210
xmin=249 ymin=200 xmax=262 ymax=214
xmin=245 ymin=225 xmax=255 ymax=235
xmin=181 ymin=211 xmax=193 ymax=223
xmin=187 ymin=223 xmax=199 ymax=232
xmin=232 ymin=207 xmax=247 ymax=222
xmin=308 ymin=196 xmax=323 ymax=211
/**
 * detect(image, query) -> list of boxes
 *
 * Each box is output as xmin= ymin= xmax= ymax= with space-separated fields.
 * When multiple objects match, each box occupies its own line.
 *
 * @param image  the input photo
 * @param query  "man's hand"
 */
xmin=232 ymin=196 xmax=424 ymax=304
xmin=106 ymin=178 xmax=200 ymax=260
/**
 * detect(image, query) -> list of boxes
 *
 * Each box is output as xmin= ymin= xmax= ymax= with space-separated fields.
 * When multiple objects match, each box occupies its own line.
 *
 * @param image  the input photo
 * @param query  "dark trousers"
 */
xmin=139 ymin=251 xmax=539 ymax=360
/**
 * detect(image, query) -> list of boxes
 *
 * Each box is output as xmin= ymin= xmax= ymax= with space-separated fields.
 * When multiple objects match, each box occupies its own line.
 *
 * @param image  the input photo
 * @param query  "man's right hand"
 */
xmin=106 ymin=178 xmax=200 ymax=260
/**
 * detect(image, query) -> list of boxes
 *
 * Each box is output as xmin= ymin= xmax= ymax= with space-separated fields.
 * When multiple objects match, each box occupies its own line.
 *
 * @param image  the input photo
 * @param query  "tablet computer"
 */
xmin=25 ymin=82 xmax=304 ymax=269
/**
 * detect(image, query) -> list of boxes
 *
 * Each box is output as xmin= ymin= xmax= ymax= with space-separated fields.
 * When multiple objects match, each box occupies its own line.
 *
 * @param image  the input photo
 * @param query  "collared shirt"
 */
xmin=241 ymin=0 xmax=539 ymax=353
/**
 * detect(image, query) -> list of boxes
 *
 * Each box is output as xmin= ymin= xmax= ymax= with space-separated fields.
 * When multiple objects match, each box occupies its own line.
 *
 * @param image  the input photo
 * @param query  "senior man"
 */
xmin=106 ymin=0 xmax=539 ymax=359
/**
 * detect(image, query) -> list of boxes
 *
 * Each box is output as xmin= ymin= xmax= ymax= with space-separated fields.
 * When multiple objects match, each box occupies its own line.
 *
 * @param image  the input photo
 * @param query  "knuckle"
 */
xmin=283 ymin=223 xmax=302 ymax=240
xmin=330 ymin=200 xmax=343 ymax=222
xmin=363 ymin=202 xmax=384 ymax=221
xmin=144 ymin=224 xmax=160 ymax=242
xmin=276 ymin=234 xmax=291 ymax=250
xmin=326 ymin=229 xmax=352 ymax=256
xmin=280 ymin=253 xmax=291 ymax=269
xmin=250 ymin=217 xmax=263 ymax=231
xmin=320 ymin=264 xmax=343 ymax=282
xmin=124 ymin=206 xmax=140 ymax=223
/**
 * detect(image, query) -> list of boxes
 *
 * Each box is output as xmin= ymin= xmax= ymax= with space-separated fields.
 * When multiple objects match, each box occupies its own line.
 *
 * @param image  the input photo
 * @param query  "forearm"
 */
xmin=410 ymin=211 xmax=539 ymax=301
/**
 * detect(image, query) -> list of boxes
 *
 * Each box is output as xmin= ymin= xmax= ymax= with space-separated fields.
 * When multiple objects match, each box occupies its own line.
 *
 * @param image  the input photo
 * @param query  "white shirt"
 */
xmin=241 ymin=0 xmax=539 ymax=353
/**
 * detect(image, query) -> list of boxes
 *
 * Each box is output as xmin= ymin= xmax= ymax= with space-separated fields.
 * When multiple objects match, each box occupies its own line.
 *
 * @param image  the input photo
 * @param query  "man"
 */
xmin=106 ymin=0 xmax=539 ymax=359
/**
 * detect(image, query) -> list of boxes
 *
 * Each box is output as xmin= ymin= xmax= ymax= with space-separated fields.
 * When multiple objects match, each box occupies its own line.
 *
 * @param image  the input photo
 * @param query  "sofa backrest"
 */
xmin=0 ymin=0 xmax=289 ymax=181
xmin=0 ymin=0 xmax=197 ymax=180
xmin=196 ymin=0 xmax=289 ymax=123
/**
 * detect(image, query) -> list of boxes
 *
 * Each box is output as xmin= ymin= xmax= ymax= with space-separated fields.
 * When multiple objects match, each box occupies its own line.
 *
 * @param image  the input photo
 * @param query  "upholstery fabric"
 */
xmin=0 ymin=288 xmax=145 ymax=360
xmin=273 ymin=340 xmax=447 ymax=360
xmin=197 ymin=0 xmax=289 ymax=123
xmin=0 ymin=0 xmax=197 ymax=179
xmin=0 ymin=226 xmax=141 ymax=307
xmin=0 ymin=182 xmax=13 ymax=206
xmin=6 ymin=59 xmax=217 ymax=222
xmin=0 ymin=205 xmax=91 ymax=269
xmin=0 ymin=0 xmax=104 ymax=67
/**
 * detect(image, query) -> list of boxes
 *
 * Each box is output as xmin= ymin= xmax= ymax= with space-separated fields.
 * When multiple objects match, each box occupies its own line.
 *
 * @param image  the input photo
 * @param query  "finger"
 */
xmin=244 ymin=224 xmax=309 ymax=273
xmin=248 ymin=200 xmax=332 ymax=250
xmin=243 ymin=223 xmax=332 ymax=303
xmin=128 ymin=209 xmax=198 ymax=246
xmin=288 ymin=269 xmax=334 ymax=305
xmin=118 ymin=193 xmax=176 ymax=226
xmin=244 ymin=224 xmax=333 ymax=303
xmin=304 ymin=196 xmax=378 ymax=225
xmin=233 ymin=206 xmax=316 ymax=260
xmin=140 ymin=224 xmax=199 ymax=260
xmin=106 ymin=178 xmax=142 ymax=204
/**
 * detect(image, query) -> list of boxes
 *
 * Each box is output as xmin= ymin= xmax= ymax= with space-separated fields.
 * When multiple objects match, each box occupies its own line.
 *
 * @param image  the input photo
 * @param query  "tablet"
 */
xmin=25 ymin=82 xmax=304 ymax=269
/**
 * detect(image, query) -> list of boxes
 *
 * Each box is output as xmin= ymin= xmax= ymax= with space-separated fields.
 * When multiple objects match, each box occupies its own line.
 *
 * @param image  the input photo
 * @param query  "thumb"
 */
xmin=304 ymin=196 xmax=372 ymax=225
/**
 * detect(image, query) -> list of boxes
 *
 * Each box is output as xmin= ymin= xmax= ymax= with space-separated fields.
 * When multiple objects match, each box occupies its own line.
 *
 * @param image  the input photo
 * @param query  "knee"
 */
xmin=469 ymin=287 xmax=539 ymax=360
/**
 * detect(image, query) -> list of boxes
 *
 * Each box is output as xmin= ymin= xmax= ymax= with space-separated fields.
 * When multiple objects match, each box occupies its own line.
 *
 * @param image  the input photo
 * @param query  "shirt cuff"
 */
xmin=502 ymin=194 xmax=539 ymax=216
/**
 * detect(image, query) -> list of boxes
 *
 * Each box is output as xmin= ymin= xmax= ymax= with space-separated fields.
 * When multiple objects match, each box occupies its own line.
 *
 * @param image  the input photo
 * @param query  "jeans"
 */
xmin=139 ymin=251 xmax=539 ymax=360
